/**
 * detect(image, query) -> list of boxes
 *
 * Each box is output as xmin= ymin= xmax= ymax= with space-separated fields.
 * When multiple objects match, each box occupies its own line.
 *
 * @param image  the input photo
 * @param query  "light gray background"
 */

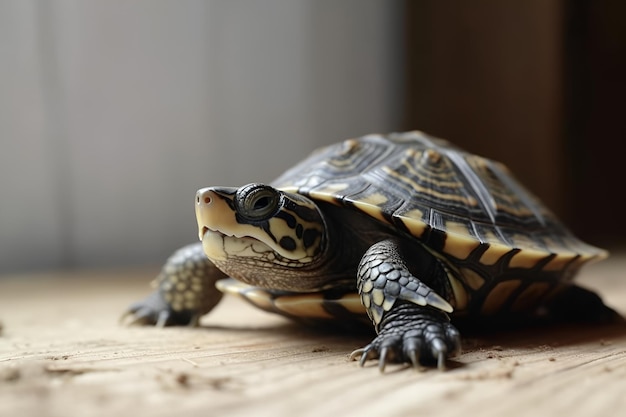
xmin=0 ymin=0 xmax=404 ymax=272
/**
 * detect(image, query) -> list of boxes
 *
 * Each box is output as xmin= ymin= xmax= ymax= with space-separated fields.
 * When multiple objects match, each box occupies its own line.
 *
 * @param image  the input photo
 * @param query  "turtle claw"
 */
xmin=431 ymin=338 xmax=448 ymax=370
xmin=437 ymin=351 xmax=446 ymax=371
xmin=155 ymin=310 xmax=171 ymax=328
xmin=407 ymin=348 xmax=420 ymax=370
xmin=379 ymin=346 xmax=390 ymax=373
xmin=352 ymin=331 xmax=457 ymax=372
xmin=348 ymin=347 xmax=371 ymax=367
xmin=403 ymin=334 xmax=422 ymax=369
xmin=122 ymin=291 xmax=199 ymax=327
xmin=120 ymin=300 xmax=165 ymax=326
xmin=352 ymin=304 xmax=461 ymax=372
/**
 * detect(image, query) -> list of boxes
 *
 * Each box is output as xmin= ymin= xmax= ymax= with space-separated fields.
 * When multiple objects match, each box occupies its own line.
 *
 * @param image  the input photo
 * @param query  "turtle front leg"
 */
xmin=122 ymin=243 xmax=227 ymax=327
xmin=351 ymin=239 xmax=461 ymax=371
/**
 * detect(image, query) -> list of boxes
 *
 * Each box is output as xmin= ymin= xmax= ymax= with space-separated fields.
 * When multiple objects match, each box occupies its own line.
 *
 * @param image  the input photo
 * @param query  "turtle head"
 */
xmin=195 ymin=184 xmax=327 ymax=289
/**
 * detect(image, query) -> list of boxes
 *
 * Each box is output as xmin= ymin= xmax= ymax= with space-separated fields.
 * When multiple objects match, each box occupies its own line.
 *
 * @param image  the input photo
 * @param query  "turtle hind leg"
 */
xmin=545 ymin=284 xmax=622 ymax=324
xmin=122 ymin=242 xmax=227 ymax=327
xmin=352 ymin=239 xmax=461 ymax=371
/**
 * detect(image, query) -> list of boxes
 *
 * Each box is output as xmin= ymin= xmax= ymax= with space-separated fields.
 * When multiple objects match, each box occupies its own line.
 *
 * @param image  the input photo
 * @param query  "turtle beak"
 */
xmin=196 ymin=188 xmax=215 ymax=240
xmin=195 ymin=187 xmax=238 ymax=241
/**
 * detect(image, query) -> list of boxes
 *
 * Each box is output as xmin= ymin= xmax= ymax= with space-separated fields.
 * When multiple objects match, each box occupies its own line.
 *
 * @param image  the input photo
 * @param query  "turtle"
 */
xmin=125 ymin=131 xmax=617 ymax=370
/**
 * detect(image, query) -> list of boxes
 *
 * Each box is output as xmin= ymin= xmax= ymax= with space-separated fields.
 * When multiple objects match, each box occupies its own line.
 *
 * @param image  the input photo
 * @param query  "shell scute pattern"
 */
xmin=274 ymin=131 xmax=606 ymax=267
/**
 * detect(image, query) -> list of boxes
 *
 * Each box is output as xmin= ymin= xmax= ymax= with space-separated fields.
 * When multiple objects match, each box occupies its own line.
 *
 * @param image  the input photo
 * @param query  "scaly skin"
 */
xmin=352 ymin=239 xmax=461 ymax=370
xmin=123 ymin=243 xmax=226 ymax=326
xmin=351 ymin=303 xmax=460 ymax=371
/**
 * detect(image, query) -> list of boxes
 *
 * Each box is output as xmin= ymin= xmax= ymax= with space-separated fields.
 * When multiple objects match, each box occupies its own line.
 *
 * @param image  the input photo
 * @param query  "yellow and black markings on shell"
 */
xmin=273 ymin=131 xmax=607 ymax=315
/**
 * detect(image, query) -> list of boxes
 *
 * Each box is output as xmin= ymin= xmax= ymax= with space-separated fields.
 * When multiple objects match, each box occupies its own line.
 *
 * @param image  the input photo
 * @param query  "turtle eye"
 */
xmin=235 ymin=183 xmax=281 ymax=222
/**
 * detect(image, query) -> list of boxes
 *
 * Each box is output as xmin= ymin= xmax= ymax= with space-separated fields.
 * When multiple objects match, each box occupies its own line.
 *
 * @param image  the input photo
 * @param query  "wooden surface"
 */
xmin=1 ymin=256 xmax=625 ymax=417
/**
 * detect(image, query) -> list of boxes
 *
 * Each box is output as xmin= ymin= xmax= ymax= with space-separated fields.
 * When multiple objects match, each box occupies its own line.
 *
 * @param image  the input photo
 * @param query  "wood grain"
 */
xmin=1 ymin=257 xmax=625 ymax=417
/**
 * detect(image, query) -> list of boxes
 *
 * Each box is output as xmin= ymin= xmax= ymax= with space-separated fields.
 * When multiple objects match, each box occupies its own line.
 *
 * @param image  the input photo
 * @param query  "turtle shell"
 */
xmin=272 ymin=131 xmax=607 ymax=272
